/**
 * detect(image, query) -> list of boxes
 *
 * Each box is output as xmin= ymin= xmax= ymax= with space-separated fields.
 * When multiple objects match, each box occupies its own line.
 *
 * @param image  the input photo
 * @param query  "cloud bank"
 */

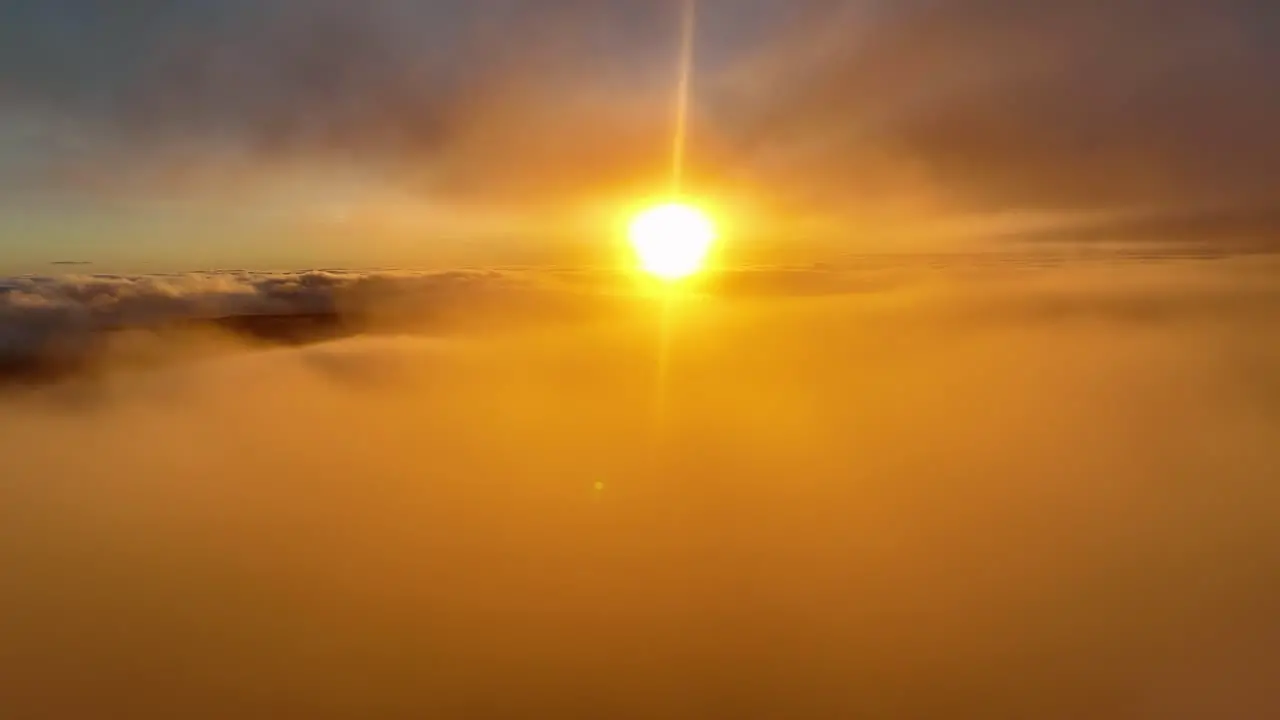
xmin=2 ymin=253 xmax=1280 ymax=717
xmin=0 ymin=268 xmax=580 ymax=371
xmin=3 ymin=245 xmax=1274 ymax=377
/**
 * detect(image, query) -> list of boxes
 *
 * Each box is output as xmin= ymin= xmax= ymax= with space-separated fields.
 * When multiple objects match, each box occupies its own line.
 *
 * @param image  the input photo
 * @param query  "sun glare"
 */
xmin=627 ymin=202 xmax=717 ymax=281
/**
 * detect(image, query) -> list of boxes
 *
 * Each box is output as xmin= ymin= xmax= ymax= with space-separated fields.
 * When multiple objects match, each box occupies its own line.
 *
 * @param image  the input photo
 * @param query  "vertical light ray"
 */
xmin=650 ymin=0 xmax=699 ymax=447
xmin=670 ymin=0 xmax=698 ymax=196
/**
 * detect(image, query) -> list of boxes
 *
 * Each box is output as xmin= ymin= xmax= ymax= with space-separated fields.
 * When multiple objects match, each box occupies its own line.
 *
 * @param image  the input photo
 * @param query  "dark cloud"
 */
xmin=710 ymin=1 xmax=1280 ymax=216
xmin=2 ymin=0 xmax=1278 ymax=235
xmin=0 ymin=0 xmax=680 ymax=202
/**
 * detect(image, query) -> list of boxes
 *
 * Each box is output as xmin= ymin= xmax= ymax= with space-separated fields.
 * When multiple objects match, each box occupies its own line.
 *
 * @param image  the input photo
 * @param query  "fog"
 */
xmin=3 ymin=254 xmax=1279 ymax=718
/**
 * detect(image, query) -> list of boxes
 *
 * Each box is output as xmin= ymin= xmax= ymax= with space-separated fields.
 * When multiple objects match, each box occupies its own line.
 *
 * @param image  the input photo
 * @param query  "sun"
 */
xmin=627 ymin=202 xmax=717 ymax=281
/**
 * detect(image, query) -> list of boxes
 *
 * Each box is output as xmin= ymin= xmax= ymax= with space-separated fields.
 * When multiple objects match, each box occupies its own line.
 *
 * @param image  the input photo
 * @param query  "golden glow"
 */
xmin=627 ymin=202 xmax=716 ymax=281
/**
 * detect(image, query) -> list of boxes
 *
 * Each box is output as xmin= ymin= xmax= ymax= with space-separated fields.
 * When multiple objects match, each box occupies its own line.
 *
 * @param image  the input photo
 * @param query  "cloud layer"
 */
xmin=2 ymin=253 xmax=1280 ymax=717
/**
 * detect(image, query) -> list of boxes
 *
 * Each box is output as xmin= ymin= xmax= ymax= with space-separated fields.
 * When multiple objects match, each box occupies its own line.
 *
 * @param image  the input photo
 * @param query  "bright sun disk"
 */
xmin=627 ymin=202 xmax=717 ymax=281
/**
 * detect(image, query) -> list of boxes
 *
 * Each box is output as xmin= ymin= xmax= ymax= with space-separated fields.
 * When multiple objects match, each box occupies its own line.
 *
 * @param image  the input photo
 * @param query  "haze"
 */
xmin=2 ymin=1 xmax=1280 ymax=718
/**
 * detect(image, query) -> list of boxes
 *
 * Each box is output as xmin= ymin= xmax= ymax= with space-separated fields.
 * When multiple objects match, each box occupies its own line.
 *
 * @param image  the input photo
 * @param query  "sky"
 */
xmin=1 ymin=0 xmax=1278 ymax=271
